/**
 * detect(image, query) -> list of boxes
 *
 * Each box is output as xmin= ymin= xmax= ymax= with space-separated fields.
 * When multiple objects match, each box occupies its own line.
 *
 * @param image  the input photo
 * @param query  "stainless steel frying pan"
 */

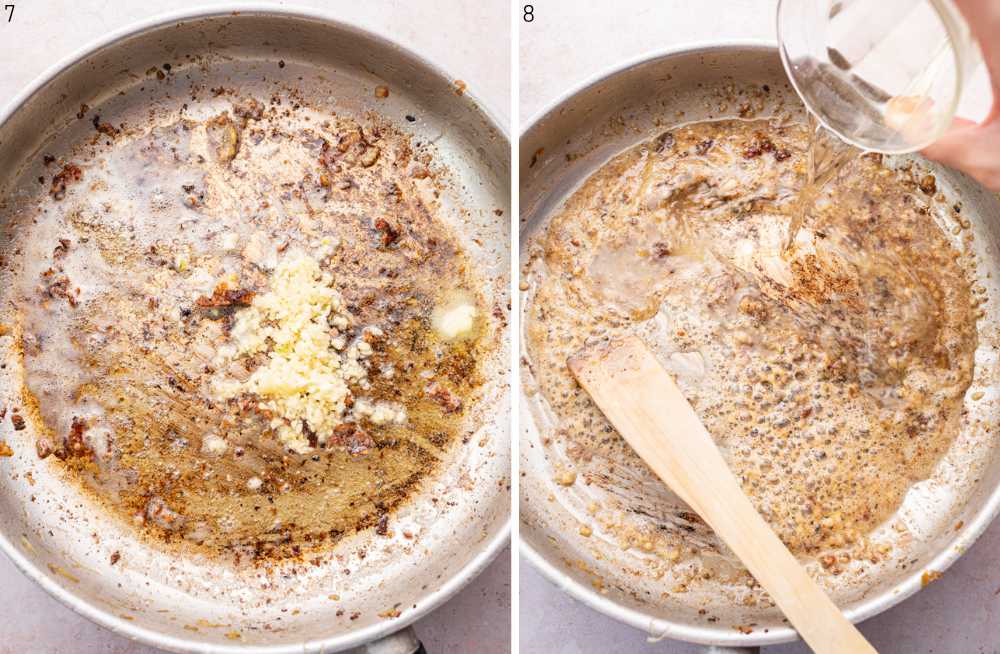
xmin=0 ymin=7 xmax=509 ymax=653
xmin=519 ymin=43 xmax=1000 ymax=652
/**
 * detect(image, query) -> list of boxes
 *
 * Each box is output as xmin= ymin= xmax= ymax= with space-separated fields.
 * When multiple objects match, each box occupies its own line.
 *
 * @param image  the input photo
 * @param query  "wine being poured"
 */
xmin=784 ymin=112 xmax=859 ymax=250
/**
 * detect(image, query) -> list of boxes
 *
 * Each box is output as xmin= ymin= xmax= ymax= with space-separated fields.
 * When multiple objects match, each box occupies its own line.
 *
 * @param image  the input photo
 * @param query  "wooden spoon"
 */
xmin=568 ymin=335 xmax=877 ymax=654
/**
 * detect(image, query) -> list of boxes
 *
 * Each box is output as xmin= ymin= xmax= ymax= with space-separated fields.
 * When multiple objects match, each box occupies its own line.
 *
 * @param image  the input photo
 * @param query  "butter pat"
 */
xmin=432 ymin=297 xmax=478 ymax=340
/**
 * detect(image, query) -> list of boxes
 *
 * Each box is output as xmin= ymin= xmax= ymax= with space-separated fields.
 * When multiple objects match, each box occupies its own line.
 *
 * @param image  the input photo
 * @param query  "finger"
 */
xmin=920 ymin=123 xmax=1000 ymax=191
xmin=920 ymin=118 xmax=979 ymax=166
xmin=943 ymin=117 xmax=979 ymax=130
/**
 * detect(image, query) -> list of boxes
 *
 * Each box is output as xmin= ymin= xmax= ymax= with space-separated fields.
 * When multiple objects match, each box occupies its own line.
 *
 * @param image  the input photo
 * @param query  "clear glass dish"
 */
xmin=778 ymin=0 xmax=981 ymax=153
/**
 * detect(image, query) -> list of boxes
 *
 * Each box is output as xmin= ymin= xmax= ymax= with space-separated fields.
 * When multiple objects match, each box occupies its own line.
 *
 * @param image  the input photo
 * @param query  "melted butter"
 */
xmin=4 ymin=94 xmax=489 ymax=561
xmin=432 ymin=291 xmax=479 ymax=340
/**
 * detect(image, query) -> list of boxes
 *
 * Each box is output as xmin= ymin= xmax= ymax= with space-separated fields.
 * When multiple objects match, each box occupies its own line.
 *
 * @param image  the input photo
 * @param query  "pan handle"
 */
xmin=363 ymin=625 xmax=427 ymax=654
xmin=701 ymin=648 xmax=760 ymax=654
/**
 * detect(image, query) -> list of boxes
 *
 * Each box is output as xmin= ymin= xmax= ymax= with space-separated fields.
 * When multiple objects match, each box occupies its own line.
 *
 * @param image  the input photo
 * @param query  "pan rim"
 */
xmin=0 ymin=3 xmax=511 ymax=653
xmin=517 ymin=38 xmax=1000 ymax=648
xmin=0 ymin=4 xmax=512 ymax=142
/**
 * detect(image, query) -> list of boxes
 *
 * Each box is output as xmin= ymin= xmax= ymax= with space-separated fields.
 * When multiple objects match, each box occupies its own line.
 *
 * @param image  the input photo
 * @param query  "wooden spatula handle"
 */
xmin=569 ymin=336 xmax=877 ymax=654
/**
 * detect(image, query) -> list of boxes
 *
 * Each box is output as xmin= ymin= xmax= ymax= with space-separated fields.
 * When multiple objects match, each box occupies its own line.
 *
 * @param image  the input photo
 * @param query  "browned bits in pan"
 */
xmin=195 ymin=285 xmax=255 ymax=308
xmin=426 ymin=382 xmax=463 ymax=414
xmin=919 ymin=174 xmax=937 ymax=195
xmin=742 ymin=132 xmax=775 ymax=159
xmin=738 ymin=295 xmax=769 ymax=325
xmin=523 ymin=115 xmax=978 ymax=571
xmin=374 ymin=218 xmax=400 ymax=247
xmin=11 ymin=413 xmax=25 ymax=431
xmin=206 ymin=113 xmax=241 ymax=163
xmin=359 ymin=146 xmax=380 ymax=167
xmin=921 ymin=570 xmax=943 ymax=587
xmin=8 ymin=87 xmax=492 ymax=564
xmin=330 ymin=423 xmax=374 ymax=456
xmin=92 ymin=114 xmax=120 ymax=139
xmin=65 ymin=417 xmax=94 ymax=459
xmin=52 ymin=238 xmax=70 ymax=259
xmin=42 ymin=274 xmax=78 ymax=308
xmin=49 ymin=163 xmax=82 ymax=200
xmin=35 ymin=438 xmax=52 ymax=459
xmin=652 ymin=242 xmax=671 ymax=258
xmin=383 ymin=181 xmax=402 ymax=204
xmin=0 ymin=441 xmax=12 ymax=457
xmin=303 ymin=422 xmax=320 ymax=449
xmin=322 ymin=127 xmax=380 ymax=168
xmin=375 ymin=514 xmax=389 ymax=536
xmin=654 ymin=131 xmax=675 ymax=153
xmin=233 ymin=98 xmax=264 ymax=122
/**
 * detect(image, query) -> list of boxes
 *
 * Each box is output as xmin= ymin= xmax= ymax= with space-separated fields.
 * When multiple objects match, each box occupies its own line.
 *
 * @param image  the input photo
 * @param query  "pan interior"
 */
xmin=0 ymin=11 xmax=509 ymax=650
xmin=519 ymin=47 xmax=1000 ymax=645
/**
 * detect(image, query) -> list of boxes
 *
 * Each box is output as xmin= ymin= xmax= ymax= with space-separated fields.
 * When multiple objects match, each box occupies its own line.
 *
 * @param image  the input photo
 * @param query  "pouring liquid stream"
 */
xmin=779 ymin=113 xmax=947 ymax=402
xmin=784 ymin=112 xmax=859 ymax=250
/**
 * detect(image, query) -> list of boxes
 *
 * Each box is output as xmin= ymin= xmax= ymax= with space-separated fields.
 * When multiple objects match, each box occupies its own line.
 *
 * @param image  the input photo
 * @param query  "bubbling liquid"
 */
xmin=523 ymin=118 xmax=976 ymax=557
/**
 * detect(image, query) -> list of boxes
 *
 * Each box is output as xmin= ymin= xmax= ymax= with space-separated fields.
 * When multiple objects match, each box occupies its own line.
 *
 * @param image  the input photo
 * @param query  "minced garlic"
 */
xmin=353 ymin=397 xmax=407 ymax=426
xmin=201 ymin=433 xmax=228 ymax=456
xmin=213 ymin=252 xmax=380 ymax=454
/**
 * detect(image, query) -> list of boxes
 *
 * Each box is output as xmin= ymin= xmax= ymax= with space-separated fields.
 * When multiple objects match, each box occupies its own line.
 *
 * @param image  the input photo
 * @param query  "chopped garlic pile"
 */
xmin=213 ymin=252 xmax=402 ymax=454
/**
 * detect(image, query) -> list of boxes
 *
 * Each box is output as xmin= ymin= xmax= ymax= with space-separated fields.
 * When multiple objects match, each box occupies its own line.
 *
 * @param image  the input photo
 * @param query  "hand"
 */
xmin=921 ymin=0 xmax=1000 ymax=190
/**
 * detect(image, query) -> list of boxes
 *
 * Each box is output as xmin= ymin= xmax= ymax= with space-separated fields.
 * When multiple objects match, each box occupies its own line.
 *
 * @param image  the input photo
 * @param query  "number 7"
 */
xmin=4 ymin=5 xmax=12 ymax=22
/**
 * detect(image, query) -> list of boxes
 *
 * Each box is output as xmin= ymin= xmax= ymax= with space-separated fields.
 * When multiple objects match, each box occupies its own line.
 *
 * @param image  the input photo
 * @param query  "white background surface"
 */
xmin=0 ymin=1 xmax=510 ymax=653
xmin=519 ymin=1 xmax=1000 ymax=652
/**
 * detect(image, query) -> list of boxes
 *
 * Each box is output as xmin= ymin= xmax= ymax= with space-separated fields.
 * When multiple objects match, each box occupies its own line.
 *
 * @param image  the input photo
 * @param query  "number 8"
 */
xmin=523 ymin=5 xmax=534 ymax=22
